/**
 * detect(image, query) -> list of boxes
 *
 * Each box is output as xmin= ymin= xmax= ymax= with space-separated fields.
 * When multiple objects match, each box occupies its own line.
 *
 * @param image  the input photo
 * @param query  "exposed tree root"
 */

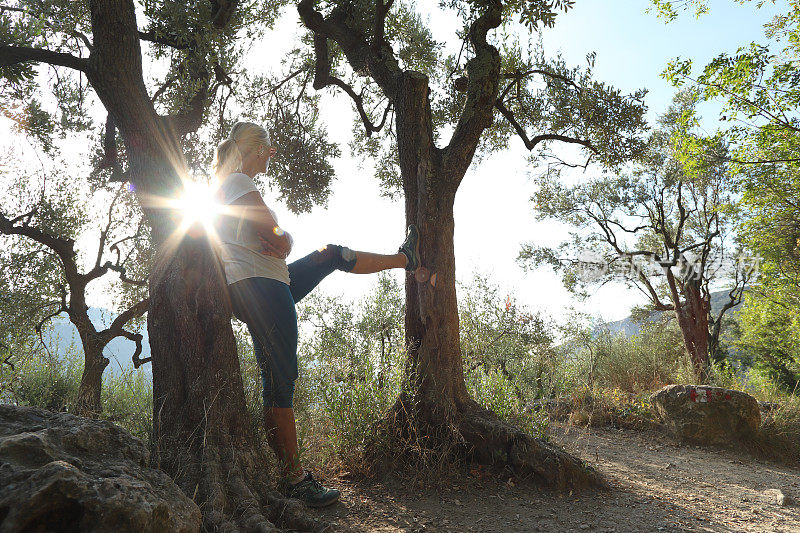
xmin=371 ymin=392 xmax=606 ymax=491
xmin=158 ymin=441 xmax=327 ymax=532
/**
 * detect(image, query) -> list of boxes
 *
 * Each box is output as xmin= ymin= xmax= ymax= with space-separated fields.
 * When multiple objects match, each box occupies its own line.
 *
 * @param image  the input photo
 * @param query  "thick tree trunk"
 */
xmin=68 ymin=294 xmax=108 ymax=417
xmin=398 ymin=74 xmax=468 ymax=417
xmin=149 ymin=232 xmax=319 ymax=532
xmin=74 ymin=340 xmax=107 ymax=417
xmin=81 ymin=1 xmax=323 ymax=529
xmin=375 ymin=72 xmax=602 ymax=491
xmin=675 ymin=280 xmax=710 ymax=382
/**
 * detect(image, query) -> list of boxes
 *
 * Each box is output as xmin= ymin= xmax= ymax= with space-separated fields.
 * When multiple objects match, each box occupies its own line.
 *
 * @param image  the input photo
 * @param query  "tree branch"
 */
xmin=210 ymin=0 xmax=237 ymax=29
xmin=495 ymin=100 xmax=598 ymax=153
xmin=298 ymin=0 xmax=402 ymax=100
xmin=373 ymin=0 xmax=394 ymax=49
xmin=125 ymin=330 xmax=150 ymax=368
xmin=10 ymin=207 xmax=37 ymax=226
xmin=441 ymin=0 xmax=502 ymax=181
xmin=95 ymin=187 xmax=122 ymax=270
xmin=137 ymin=30 xmax=192 ymax=50
xmin=97 ymin=115 xmax=122 ymax=177
xmin=729 ymin=157 xmax=800 ymax=165
xmin=309 ymin=31 xmax=391 ymax=136
xmin=34 ymin=305 xmax=66 ymax=357
xmin=105 ymin=262 xmax=147 ymax=287
xmin=0 ymin=44 xmax=89 ymax=72
xmin=500 ymin=68 xmax=581 ymax=99
xmin=0 ymin=210 xmax=76 ymax=264
xmin=165 ymin=79 xmax=209 ymax=137
xmin=331 ymin=76 xmax=390 ymax=134
xmin=105 ymin=298 xmax=149 ymax=338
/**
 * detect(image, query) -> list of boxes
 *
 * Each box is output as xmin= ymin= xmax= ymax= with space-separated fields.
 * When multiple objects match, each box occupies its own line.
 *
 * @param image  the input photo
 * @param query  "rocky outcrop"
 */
xmin=0 ymin=405 xmax=200 ymax=533
xmin=650 ymin=384 xmax=760 ymax=445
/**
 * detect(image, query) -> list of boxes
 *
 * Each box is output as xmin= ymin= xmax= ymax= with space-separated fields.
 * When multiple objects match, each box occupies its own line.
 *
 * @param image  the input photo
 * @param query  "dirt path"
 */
xmin=316 ymin=424 xmax=800 ymax=532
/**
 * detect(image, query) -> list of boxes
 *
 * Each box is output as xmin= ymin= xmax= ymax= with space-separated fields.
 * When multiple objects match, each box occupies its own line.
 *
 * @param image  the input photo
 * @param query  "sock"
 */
xmin=288 ymin=471 xmax=307 ymax=485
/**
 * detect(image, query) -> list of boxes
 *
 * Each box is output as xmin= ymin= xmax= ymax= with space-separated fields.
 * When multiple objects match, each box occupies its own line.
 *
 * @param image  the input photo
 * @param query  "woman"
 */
xmin=213 ymin=121 xmax=420 ymax=508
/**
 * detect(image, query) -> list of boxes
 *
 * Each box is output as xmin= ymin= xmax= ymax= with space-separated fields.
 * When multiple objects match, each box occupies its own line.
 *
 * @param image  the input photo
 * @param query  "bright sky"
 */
xmin=258 ymin=0 xmax=784 ymax=323
xmin=3 ymin=0 xmax=785 ymax=328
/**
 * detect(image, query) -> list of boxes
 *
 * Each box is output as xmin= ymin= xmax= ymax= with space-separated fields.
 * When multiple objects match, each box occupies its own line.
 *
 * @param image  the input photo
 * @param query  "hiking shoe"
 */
xmin=286 ymin=471 xmax=340 ymax=508
xmin=398 ymin=224 xmax=420 ymax=271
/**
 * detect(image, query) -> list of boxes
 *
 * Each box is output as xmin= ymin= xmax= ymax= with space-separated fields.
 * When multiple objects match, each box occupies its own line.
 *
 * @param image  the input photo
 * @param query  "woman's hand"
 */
xmin=259 ymin=234 xmax=291 ymax=259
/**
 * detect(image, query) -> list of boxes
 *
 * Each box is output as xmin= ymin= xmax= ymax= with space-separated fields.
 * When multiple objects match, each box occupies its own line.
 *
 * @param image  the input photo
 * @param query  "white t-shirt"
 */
xmin=214 ymin=173 xmax=290 ymax=286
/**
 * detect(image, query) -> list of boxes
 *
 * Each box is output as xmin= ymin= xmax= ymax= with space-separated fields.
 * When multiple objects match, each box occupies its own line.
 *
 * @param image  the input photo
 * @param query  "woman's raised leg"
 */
xmin=349 ymin=251 xmax=406 ymax=273
xmin=288 ymin=225 xmax=420 ymax=303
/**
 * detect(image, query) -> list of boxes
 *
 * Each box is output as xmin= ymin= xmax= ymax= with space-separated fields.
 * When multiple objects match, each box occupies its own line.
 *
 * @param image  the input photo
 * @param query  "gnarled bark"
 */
xmin=149 ymin=233 xmax=323 ymax=532
xmin=675 ymin=279 xmax=711 ymax=382
xmin=82 ymin=1 xmax=325 ymax=529
xmin=373 ymin=71 xmax=603 ymax=491
xmin=74 ymin=339 xmax=108 ymax=416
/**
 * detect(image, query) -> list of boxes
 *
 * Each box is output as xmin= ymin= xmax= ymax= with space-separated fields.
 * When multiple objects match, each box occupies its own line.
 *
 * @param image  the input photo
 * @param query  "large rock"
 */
xmin=650 ymin=384 xmax=760 ymax=445
xmin=0 ymin=405 xmax=200 ymax=532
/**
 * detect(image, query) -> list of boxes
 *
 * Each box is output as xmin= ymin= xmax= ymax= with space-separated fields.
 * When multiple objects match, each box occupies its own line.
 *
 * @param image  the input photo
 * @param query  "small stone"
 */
xmin=762 ymin=489 xmax=788 ymax=506
xmin=579 ymin=524 xmax=590 ymax=530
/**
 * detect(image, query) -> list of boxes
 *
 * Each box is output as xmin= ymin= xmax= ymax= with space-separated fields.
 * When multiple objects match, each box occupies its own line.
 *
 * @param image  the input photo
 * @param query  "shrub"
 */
xmin=100 ymin=363 xmax=153 ymax=444
xmin=562 ymin=316 xmax=689 ymax=394
xmin=460 ymin=274 xmax=564 ymax=402
xmin=288 ymin=273 xmax=555 ymax=474
xmin=466 ymin=368 xmax=548 ymax=439
xmin=291 ymin=273 xmax=405 ymax=474
xmin=11 ymin=344 xmax=83 ymax=411
xmin=757 ymin=394 xmax=800 ymax=463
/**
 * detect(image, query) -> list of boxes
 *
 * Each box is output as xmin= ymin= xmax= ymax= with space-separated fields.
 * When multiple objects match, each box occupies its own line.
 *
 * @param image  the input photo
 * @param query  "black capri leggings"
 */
xmin=228 ymin=244 xmax=357 ymax=408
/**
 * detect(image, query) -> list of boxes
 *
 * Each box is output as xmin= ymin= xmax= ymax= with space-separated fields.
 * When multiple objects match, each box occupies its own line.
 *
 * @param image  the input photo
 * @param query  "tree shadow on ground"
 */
xmin=310 ymin=424 xmax=800 ymax=532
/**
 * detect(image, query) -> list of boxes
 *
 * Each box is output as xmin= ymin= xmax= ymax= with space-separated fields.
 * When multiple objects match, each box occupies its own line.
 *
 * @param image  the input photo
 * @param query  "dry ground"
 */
xmin=314 ymin=423 xmax=800 ymax=532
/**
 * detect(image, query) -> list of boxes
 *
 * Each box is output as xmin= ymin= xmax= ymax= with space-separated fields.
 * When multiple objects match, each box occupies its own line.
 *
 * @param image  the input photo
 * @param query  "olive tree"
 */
xmin=1 ymin=1 xmax=334 ymax=529
xmin=294 ymin=0 xmax=646 ymax=487
xmin=520 ymin=93 xmax=752 ymax=381
xmin=0 ymin=164 xmax=149 ymax=415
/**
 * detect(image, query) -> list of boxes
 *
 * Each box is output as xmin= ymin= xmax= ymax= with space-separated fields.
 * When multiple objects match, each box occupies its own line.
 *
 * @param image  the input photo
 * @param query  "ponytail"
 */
xmin=213 ymin=121 xmax=270 ymax=179
xmin=213 ymin=138 xmax=243 ymax=178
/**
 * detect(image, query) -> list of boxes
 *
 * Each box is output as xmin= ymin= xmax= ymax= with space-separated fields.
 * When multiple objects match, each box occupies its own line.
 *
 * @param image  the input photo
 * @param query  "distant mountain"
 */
xmin=46 ymin=291 xmax=744 ymax=372
xmin=45 ymin=308 xmax=150 ymax=376
xmin=599 ymin=289 xmax=745 ymax=338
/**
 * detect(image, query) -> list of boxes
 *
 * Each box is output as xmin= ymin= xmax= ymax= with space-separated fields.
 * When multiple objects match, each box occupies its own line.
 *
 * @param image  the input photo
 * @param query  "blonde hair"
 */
xmin=213 ymin=121 xmax=271 ymax=178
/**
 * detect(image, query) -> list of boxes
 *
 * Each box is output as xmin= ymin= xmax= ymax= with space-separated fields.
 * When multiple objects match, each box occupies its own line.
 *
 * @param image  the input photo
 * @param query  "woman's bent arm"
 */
xmin=230 ymin=191 xmax=293 ymax=257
